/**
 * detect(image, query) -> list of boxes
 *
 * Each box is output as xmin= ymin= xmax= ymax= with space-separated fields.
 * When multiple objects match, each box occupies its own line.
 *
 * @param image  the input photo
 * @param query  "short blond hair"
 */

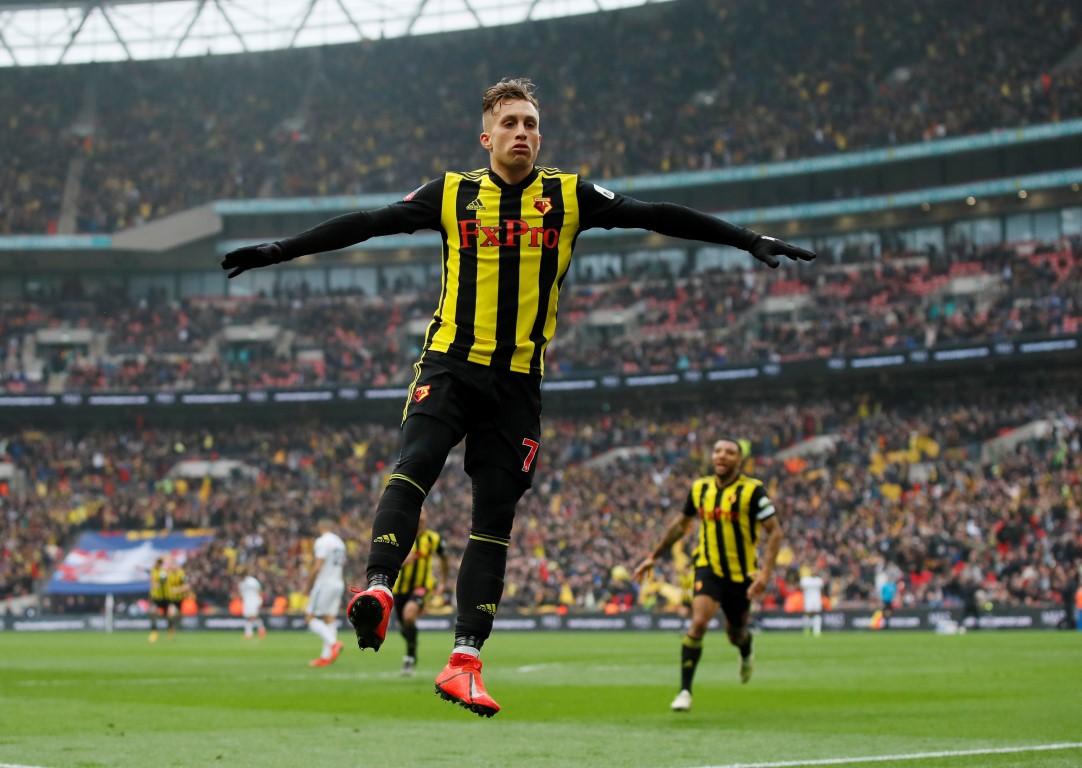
xmin=482 ymin=77 xmax=539 ymax=118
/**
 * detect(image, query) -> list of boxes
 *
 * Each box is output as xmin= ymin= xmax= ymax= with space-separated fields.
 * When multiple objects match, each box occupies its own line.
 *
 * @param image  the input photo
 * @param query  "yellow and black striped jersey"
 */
xmin=683 ymin=474 xmax=776 ymax=583
xmin=275 ymin=165 xmax=758 ymax=376
xmin=163 ymin=567 xmax=188 ymax=602
xmin=394 ymin=529 xmax=446 ymax=596
xmin=149 ymin=565 xmax=167 ymax=601
xmin=405 ymin=166 xmax=594 ymax=374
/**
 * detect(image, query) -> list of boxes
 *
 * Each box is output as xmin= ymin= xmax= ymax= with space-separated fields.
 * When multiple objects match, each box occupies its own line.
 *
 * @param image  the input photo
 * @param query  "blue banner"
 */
xmin=46 ymin=530 xmax=214 ymax=595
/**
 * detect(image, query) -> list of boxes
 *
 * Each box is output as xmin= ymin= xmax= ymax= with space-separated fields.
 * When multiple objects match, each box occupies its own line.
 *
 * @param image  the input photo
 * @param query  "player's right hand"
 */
xmin=632 ymin=557 xmax=655 ymax=582
xmin=220 ymin=242 xmax=284 ymax=278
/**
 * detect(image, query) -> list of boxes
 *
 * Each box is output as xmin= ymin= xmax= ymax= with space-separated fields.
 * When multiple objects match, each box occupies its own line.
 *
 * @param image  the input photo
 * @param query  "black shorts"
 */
xmin=154 ymin=597 xmax=179 ymax=618
xmin=405 ymin=352 xmax=542 ymax=487
xmin=693 ymin=568 xmax=752 ymax=629
xmin=393 ymin=589 xmax=427 ymax=623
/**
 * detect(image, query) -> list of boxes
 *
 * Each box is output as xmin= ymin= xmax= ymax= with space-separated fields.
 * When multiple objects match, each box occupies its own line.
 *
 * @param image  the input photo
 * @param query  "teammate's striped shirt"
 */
xmin=683 ymin=474 xmax=776 ymax=583
xmin=394 ymin=529 xmax=446 ymax=596
xmin=163 ymin=568 xmax=188 ymax=602
xmin=149 ymin=564 xmax=167 ymax=601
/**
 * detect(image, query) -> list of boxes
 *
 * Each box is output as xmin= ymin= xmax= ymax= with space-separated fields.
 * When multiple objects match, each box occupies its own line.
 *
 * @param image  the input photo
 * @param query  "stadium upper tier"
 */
xmin=2 ymin=0 xmax=1080 ymax=236
xmin=1 ymin=233 xmax=1078 ymax=397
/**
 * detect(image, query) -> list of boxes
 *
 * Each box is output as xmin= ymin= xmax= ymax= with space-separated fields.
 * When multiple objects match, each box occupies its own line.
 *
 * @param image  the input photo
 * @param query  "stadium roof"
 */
xmin=0 ymin=0 xmax=669 ymax=67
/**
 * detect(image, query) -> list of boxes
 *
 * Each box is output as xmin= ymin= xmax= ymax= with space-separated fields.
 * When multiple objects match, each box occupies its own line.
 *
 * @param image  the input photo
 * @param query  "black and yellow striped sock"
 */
xmin=681 ymin=635 xmax=704 ymax=692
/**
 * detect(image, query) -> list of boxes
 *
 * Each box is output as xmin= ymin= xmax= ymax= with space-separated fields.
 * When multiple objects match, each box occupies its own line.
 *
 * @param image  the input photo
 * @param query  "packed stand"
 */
xmin=1 ymin=236 xmax=1078 ymax=393
xmin=1 ymin=0 xmax=1080 ymax=234
xmin=2 ymin=385 xmax=1079 ymax=621
xmin=0 ymin=68 xmax=84 ymax=236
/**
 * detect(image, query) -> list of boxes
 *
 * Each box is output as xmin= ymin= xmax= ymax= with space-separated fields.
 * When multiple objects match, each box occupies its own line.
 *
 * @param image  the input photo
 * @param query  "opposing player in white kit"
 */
xmin=306 ymin=518 xmax=347 ymax=667
xmin=238 ymin=567 xmax=267 ymax=640
xmin=800 ymin=569 xmax=825 ymax=637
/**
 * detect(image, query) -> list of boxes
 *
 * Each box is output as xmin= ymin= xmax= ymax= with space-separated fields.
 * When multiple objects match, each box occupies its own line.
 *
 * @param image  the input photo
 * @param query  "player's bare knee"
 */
xmin=687 ymin=625 xmax=708 ymax=641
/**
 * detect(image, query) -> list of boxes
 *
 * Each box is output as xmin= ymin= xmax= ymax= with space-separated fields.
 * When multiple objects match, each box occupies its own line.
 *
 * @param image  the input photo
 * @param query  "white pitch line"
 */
xmin=4 ymin=741 xmax=1081 ymax=768
xmin=690 ymin=742 xmax=1082 ymax=768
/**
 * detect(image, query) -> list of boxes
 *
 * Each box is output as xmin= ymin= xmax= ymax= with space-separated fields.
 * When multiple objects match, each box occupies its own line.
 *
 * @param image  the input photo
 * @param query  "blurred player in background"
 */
xmin=148 ymin=557 xmax=167 ymax=643
xmin=149 ymin=556 xmax=190 ymax=642
xmin=163 ymin=558 xmax=191 ymax=640
xmin=222 ymin=77 xmax=814 ymax=716
xmin=393 ymin=509 xmax=450 ymax=676
xmin=305 ymin=518 xmax=347 ymax=667
xmin=633 ymin=437 xmax=784 ymax=713
xmin=800 ymin=567 xmax=825 ymax=637
xmin=238 ymin=566 xmax=267 ymax=640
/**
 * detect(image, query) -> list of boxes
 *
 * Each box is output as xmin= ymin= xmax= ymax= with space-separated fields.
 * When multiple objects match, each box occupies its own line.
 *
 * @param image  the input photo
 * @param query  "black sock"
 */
xmin=366 ymin=479 xmax=426 ymax=581
xmin=738 ymin=636 xmax=753 ymax=659
xmin=402 ymin=623 xmax=418 ymax=657
xmin=454 ymin=536 xmax=509 ymax=642
xmin=454 ymin=634 xmax=485 ymax=651
xmin=367 ymin=573 xmax=392 ymax=590
xmin=681 ymin=636 xmax=703 ymax=692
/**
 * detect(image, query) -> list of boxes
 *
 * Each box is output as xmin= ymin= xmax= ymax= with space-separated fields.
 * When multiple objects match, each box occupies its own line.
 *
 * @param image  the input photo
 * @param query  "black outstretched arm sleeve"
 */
xmin=275 ymin=208 xmax=412 ymax=260
xmin=633 ymin=200 xmax=759 ymax=250
xmin=577 ymin=183 xmax=816 ymax=267
xmin=222 ymin=186 xmax=440 ymax=279
xmin=274 ymin=178 xmax=443 ymax=261
xmin=578 ymin=184 xmax=759 ymax=250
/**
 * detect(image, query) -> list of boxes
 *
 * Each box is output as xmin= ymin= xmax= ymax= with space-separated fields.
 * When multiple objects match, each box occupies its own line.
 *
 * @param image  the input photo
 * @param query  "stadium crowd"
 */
xmin=1 ymin=0 xmax=1079 ymax=235
xmin=2 ymin=0 xmax=1081 ymax=628
xmin=1 ymin=235 xmax=1078 ymax=394
xmin=2 ymin=383 xmax=1079 ymax=621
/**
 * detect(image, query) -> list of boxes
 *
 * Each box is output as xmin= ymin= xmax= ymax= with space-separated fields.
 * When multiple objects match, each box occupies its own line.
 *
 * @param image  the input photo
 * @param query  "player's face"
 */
xmin=481 ymin=98 xmax=541 ymax=181
xmin=712 ymin=440 xmax=742 ymax=482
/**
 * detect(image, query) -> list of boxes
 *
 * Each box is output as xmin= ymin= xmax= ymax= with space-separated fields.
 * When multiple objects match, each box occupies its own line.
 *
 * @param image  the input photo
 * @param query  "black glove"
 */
xmin=749 ymin=235 xmax=817 ymax=268
xmin=220 ymin=242 xmax=285 ymax=279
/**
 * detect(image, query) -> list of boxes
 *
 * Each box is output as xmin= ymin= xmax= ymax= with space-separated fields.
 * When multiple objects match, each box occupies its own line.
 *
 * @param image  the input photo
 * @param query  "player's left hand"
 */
xmin=749 ymin=235 xmax=817 ymax=268
xmin=220 ymin=242 xmax=285 ymax=278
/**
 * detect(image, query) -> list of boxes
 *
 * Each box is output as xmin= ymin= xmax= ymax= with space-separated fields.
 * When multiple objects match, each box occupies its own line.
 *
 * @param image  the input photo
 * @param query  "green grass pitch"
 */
xmin=1 ymin=629 xmax=1079 ymax=768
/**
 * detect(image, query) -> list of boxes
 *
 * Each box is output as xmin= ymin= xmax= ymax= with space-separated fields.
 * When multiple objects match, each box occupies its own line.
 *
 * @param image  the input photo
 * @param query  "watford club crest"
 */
xmin=533 ymin=197 xmax=552 ymax=215
xmin=413 ymin=385 xmax=431 ymax=403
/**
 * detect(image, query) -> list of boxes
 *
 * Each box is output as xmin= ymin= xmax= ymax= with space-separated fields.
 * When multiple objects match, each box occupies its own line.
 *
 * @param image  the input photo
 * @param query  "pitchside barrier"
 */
xmin=0 ymin=607 xmax=1075 ymax=633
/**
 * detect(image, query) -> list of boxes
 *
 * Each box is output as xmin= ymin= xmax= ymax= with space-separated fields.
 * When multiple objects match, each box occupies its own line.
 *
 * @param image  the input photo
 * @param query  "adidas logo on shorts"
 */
xmin=373 ymin=533 xmax=399 ymax=546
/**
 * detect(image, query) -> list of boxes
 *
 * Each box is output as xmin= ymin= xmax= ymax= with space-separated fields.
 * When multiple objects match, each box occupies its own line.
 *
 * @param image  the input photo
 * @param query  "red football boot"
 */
xmin=434 ymin=653 xmax=501 ymax=718
xmin=346 ymin=586 xmax=393 ymax=651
